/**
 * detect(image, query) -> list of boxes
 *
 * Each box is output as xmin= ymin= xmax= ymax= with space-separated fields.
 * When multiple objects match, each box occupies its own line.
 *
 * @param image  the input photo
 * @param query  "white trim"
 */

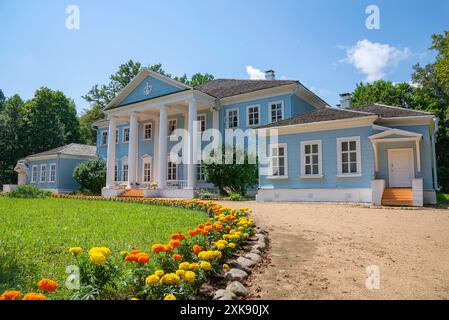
xmin=336 ymin=136 xmax=362 ymax=177
xmin=121 ymin=157 xmax=129 ymax=182
xmin=197 ymin=113 xmax=207 ymax=132
xmin=300 ymin=140 xmax=322 ymax=178
xmin=268 ymin=100 xmax=284 ymax=123
xmin=49 ymin=163 xmax=57 ymax=183
xmin=246 ymin=104 xmax=260 ymax=127
xmin=31 ymin=165 xmax=38 ymax=183
xmin=168 ymin=118 xmax=178 ymax=137
xmin=122 ymin=126 xmax=130 ymax=143
xmin=369 ymin=128 xmax=423 ymax=140
xmin=269 ymin=143 xmax=288 ymax=178
xmin=143 ymin=122 xmax=152 ymax=140
xmin=101 ymin=130 xmax=108 ymax=146
xmin=387 ymin=148 xmax=414 ymax=188
xmin=220 ymin=84 xmax=297 ymax=106
xmin=225 ymin=108 xmax=239 ymax=129
xmin=141 ymin=155 xmax=152 ymax=183
xmin=40 ymin=164 xmax=47 ymax=183
xmin=167 ymin=159 xmax=178 ymax=181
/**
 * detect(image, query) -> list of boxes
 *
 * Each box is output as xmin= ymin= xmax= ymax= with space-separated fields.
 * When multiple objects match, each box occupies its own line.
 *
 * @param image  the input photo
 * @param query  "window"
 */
xmin=101 ymin=131 xmax=108 ymax=145
xmin=197 ymin=114 xmax=206 ymax=132
xmin=247 ymin=105 xmax=260 ymax=126
xmin=269 ymin=101 xmax=284 ymax=123
xmin=226 ymin=109 xmax=239 ymax=129
xmin=337 ymin=137 xmax=361 ymax=176
xmin=197 ymin=163 xmax=206 ymax=181
xmin=122 ymin=163 xmax=128 ymax=182
xmin=31 ymin=165 xmax=38 ymax=183
xmin=122 ymin=127 xmax=130 ymax=143
xmin=168 ymin=119 xmax=177 ymax=136
xmin=40 ymin=164 xmax=47 ymax=183
xmin=142 ymin=158 xmax=152 ymax=182
xmin=49 ymin=163 xmax=56 ymax=183
xmin=167 ymin=161 xmax=177 ymax=181
xmin=269 ymin=144 xmax=288 ymax=178
xmin=115 ymin=129 xmax=119 ymax=144
xmin=114 ymin=165 xmax=118 ymax=182
xmin=144 ymin=123 xmax=152 ymax=140
xmin=301 ymin=140 xmax=322 ymax=177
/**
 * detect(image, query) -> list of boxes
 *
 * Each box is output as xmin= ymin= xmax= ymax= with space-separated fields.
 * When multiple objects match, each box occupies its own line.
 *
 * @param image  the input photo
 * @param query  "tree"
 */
xmin=351 ymin=80 xmax=416 ymax=108
xmin=0 ymin=89 xmax=5 ymax=111
xmin=203 ymin=146 xmax=258 ymax=196
xmin=73 ymin=158 xmax=107 ymax=195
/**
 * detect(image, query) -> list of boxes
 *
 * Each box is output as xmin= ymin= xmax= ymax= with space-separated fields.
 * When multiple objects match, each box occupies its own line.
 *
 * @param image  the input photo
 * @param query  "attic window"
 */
xmin=144 ymin=82 xmax=152 ymax=96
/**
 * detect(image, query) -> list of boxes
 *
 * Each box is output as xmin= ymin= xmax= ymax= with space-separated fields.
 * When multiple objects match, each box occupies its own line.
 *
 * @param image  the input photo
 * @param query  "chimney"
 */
xmin=265 ymin=70 xmax=275 ymax=80
xmin=339 ymin=93 xmax=352 ymax=108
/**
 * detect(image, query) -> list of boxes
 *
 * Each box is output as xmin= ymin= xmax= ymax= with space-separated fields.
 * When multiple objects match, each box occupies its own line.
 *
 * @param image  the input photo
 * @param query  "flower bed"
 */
xmin=0 ymin=194 xmax=255 ymax=300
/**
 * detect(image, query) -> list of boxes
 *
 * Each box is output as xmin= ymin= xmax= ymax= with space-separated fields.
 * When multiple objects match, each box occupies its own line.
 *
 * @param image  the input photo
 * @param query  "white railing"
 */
xmin=166 ymin=180 xmax=188 ymax=189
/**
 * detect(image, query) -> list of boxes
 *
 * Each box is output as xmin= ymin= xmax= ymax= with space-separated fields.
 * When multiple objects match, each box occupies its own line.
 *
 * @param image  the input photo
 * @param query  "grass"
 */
xmin=0 ymin=197 xmax=207 ymax=298
xmin=437 ymin=192 xmax=449 ymax=205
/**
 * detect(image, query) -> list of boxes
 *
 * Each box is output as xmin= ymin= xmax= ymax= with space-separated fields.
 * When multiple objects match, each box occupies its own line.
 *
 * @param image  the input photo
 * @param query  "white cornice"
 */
xmin=219 ymin=84 xmax=297 ymax=106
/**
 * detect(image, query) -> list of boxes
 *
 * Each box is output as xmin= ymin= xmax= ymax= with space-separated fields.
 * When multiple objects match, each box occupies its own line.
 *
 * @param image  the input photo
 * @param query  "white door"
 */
xmin=388 ymin=149 xmax=414 ymax=187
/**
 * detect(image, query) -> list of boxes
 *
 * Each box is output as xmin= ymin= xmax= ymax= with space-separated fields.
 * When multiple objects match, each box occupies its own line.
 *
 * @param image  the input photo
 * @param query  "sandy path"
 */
xmin=220 ymin=201 xmax=449 ymax=300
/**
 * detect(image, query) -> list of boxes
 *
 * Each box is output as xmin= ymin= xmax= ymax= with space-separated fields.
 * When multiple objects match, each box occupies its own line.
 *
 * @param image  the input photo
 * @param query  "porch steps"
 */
xmin=119 ymin=189 xmax=144 ymax=198
xmin=381 ymin=188 xmax=413 ymax=206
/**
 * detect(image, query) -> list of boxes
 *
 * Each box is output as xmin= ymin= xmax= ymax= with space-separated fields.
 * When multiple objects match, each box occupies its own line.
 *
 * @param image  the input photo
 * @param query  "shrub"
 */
xmin=73 ymin=158 xmax=106 ymax=195
xmin=7 ymin=185 xmax=49 ymax=198
xmin=228 ymin=192 xmax=244 ymax=201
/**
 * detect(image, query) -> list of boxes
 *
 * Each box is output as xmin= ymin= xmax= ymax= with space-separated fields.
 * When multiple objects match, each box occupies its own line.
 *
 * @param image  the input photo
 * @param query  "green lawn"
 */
xmin=437 ymin=192 xmax=449 ymax=205
xmin=0 ymin=197 xmax=207 ymax=298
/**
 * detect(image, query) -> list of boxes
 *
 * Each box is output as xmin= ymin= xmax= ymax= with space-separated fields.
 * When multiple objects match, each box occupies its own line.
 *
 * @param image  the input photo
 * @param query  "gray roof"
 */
xmin=194 ymin=79 xmax=298 ymax=99
xmin=349 ymin=103 xmax=434 ymax=118
xmin=26 ymin=143 xmax=97 ymax=159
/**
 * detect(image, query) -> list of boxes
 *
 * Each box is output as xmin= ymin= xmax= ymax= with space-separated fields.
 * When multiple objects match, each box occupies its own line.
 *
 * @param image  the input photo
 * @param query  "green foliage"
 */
xmin=437 ymin=192 xmax=449 ymax=205
xmin=228 ymin=192 xmax=244 ymax=201
xmin=203 ymin=146 xmax=258 ymax=196
xmin=7 ymin=185 xmax=49 ymax=198
xmin=351 ymin=80 xmax=415 ymax=108
xmin=73 ymin=158 xmax=107 ymax=195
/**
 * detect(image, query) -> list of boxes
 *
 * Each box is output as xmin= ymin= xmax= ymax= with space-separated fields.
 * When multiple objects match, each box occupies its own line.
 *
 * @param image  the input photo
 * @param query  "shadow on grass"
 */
xmin=0 ymin=251 xmax=38 ymax=292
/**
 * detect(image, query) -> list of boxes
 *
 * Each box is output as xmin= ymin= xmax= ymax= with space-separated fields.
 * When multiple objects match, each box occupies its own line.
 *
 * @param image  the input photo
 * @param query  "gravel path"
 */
xmin=220 ymin=201 xmax=449 ymax=300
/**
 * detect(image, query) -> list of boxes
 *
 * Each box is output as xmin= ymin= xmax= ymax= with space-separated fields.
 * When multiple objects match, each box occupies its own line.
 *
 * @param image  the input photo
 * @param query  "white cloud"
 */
xmin=344 ymin=39 xmax=411 ymax=82
xmin=246 ymin=66 xmax=266 ymax=80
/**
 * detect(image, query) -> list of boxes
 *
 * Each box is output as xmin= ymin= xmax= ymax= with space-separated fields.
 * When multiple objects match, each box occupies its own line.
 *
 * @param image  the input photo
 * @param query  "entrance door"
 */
xmin=388 ymin=148 xmax=414 ymax=187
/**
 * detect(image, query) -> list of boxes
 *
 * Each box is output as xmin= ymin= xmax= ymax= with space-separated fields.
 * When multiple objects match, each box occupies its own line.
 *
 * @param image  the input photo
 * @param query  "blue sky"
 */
xmin=0 ymin=0 xmax=448 ymax=113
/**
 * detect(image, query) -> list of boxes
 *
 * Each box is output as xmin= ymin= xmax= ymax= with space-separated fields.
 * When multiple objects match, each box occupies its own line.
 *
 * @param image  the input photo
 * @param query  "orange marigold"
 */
xmin=37 ymin=278 xmax=58 ymax=293
xmin=22 ymin=292 xmax=46 ymax=300
xmin=125 ymin=254 xmax=138 ymax=262
xmin=136 ymin=253 xmax=150 ymax=264
xmin=164 ymin=245 xmax=173 ymax=253
xmin=151 ymin=244 xmax=165 ymax=254
xmin=172 ymin=254 xmax=182 ymax=261
xmin=188 ymin=230 xmax=197 ymax=237
xmin=130 ymin=249 xmax=141 ymax=255
xmin=0 ymin=290 xmax=21 ymax=300
xmin=169 ymin=240 xmax=180 ymax=248
xmin=171 ymin=233 xmax=186 ymax=241
xmin=192 ymin=245 xmax=201 ymax=254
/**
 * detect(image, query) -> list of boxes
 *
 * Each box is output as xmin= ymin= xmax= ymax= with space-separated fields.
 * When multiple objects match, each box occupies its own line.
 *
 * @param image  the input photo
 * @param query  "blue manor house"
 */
xmin=14 ymin=69 xmax=439 ymax=206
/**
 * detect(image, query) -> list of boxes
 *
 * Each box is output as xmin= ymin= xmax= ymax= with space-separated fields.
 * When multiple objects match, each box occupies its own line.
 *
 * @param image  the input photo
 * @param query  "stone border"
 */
xmin=213 ymin=226 xmax=268 ymax=300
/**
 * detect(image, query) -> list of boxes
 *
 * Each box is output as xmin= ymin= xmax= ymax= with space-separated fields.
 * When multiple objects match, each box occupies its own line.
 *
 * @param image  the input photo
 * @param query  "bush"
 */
xmin=228 ymin=192 xmax=244 ymax=201
xmin=8 ymin=185 xmax=49 ymax=198
xmin=73 ymin=158 xmax=106 ymax=195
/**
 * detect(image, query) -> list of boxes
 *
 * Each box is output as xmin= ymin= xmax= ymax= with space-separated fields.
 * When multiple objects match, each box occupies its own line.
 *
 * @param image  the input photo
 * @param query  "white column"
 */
xmin=158 ymin=106 xmax=168 ymax=189
xmin=187 ymin=99 xmax=198 ymax=189
xmin=106 ymin=116 xmax=117 ymax=188
xmin=127 ymin=111 xmax=138 ymax=186
xmin=212 ymin=109 xmax=219 ymax=131
xmin=153 ymin=116 xmax=160 ymax=182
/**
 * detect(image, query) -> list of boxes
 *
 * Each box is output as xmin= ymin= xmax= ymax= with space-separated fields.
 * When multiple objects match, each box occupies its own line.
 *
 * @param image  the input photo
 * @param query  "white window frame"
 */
xmin=336 ymin=136 xmax=362 ymax=177
xmin=122 ymin=127 xmax=130 ymax=143
xmin=101 ymin=130 xmax=108 ymax=146
xmin=300 ymin=140 xmax=323 ymax=178
xmin=197 ymin=113 xmax=206 ymax=132
xmin=246 ymin=104 xmax=260 ymax=127
xmin=49 ymin=163 xmax=56 ymax=183
xmin=167 ymin=161 xmax=177 ymax=181
xmin=31 ymin=165 xmax=38 ymax=183
xmin=269 ymin=100 xmax=284 ymax=123
xmin=143 ymin=122 xmax=152 ymax=141
xmin=197 ymin=162 xmax=206 ymax=181
xmin=268 ymin=143 xmax=288 ymax=179
xmin=121 ymin=158 xmax=129 ymax=182
xmin=40 ymin=164 xmax=47 ymax=183
xmin=225 ymin=108 xmax=239 ymax=129
xmin=141 ymin=155 xmax=152 ymax=183
xmin=168 ymin=118 xmax=177 ymax=137
xmin=115 ymin=129 xmax=119 ymax=144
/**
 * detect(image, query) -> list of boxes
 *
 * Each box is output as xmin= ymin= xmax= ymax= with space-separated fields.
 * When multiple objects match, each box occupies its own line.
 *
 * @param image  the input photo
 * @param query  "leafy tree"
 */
xmin=0 ymin=89 xmax=5 ymax=111
xmin=203 ymin=146 xmax=258 ymax=196
xmin=73 ymin=158 xmax=107 ymax=195
xmin=351 ymin=80 xmax=416 ymax=108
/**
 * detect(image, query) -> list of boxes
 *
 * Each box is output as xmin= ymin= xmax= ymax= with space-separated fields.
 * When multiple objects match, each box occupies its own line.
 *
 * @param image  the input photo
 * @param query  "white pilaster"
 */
xmin=128 ymin=111 xmax=138 ymax=186
xmin=187 ymin=99 xmax=198 ymax=189
xmin=106 ymin=116 xmax=117 ymax=188
xmin=158 ymin=106 xmax=168 ymax=189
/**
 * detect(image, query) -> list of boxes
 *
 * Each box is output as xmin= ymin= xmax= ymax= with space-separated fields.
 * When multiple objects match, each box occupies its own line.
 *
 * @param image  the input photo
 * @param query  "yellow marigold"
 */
xmin=223 ymin=263 xmax=230 ymax=270
xmin=164 ymin=294 xmax=176 ymax=300
xmin=154 ymin=269 xmax=165 ymax=277
xmin=130 ymin=297 xmax=139 ymax=300
xmin=216 ymin=243 xmax=226 ymax=250
xmin=212 ymin=250 xmax=222 ymax=259
xmin=0 ymin=290 xmax=21 ymax=300
xmin=229 ymin=242 xmax=236 ymax=249
xmin=160 ymin=273 xmax=180 ymax=285
xmin=37 ymin=278 xmax=58 ymax=293
xmin=175 ymin=269 xmax=185 ymax=277
xmin=189 ymin=263 xmax=199 ymax=270
xmin=184 ymin=271 xmax=196 ymax=283
xmin=200 ymin=261 xmax=212 ymax=271
xmin=68 ymin=247 xmax=82 ymax=254
xmin=89 ymin=251 xmax=106 ymax=265
xmin=145 ymin=274 xmax=160 ymax=286
xmin=178 ymin=262 xmax=190 ymax=270
xmin=22 ymin=292 xmax=46 ymax=300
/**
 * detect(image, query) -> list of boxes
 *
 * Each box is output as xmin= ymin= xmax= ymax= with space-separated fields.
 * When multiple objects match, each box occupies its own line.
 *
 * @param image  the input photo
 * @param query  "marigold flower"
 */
xmin=169 ymin=240 xmax=180 ymax=248
xmin=22 ymin=292 xmax=46 ymax=300
xmin=200 ymin=261 xmax=212 ymax=271
xmin=161 ymin=273 xmax=180 ymax=285
xmin=130 ymin=249 xmax=141 ymax=255
xmin=136 ymin=253 xmax=150 ymax=264
xmin=37 ymin=278 xmax=58 ymax=293
xmin=192 ymin=245 xmax=201 ymax=254
xmin=171 ymin=233 xmax=186 ymax=241
xmin=151 ymin=244 xmax=165 ymax=254
xmin=184 ymin=271 xmax=196 ymax=283
xmin=223 ymin=264 xmax=230 ymax=270
xmin=130 ymin=297 xmax=139 ymax=300
xmin=172 ymin=254 xmax=182 ymax=261
xmin=145 ymin=274 xmax=160 ymax=286
xmin=226 ymin=225 xmax=231 ymax=230
xmin=154 ymin=269 xmax=165 ymax=277
xmin=164 ymin=294 xmax=176 ymax=300
xmin=188 ymin=229 xmax=197 ymax=237
xmin=164 ymin=245 xmax=173 ymax=253
xmin=125 ymin=254 xmax=138 ymax=262
xmin=0 ymin=290 xmax=21 ymax=300
xmin=89 ymin=251 xmax=106 ymax=265
xmin=176 ymin=269 xmax=185 ymax=277
xmin=229 ymin=243 xmax=236 ymax=249
xmin=68 ymin=247 xmax=82 ymax=255
xmin=216 ymin=243 xmax=226 ymax=250
xmin=178 ymin=262 xmax=190 ymax=270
